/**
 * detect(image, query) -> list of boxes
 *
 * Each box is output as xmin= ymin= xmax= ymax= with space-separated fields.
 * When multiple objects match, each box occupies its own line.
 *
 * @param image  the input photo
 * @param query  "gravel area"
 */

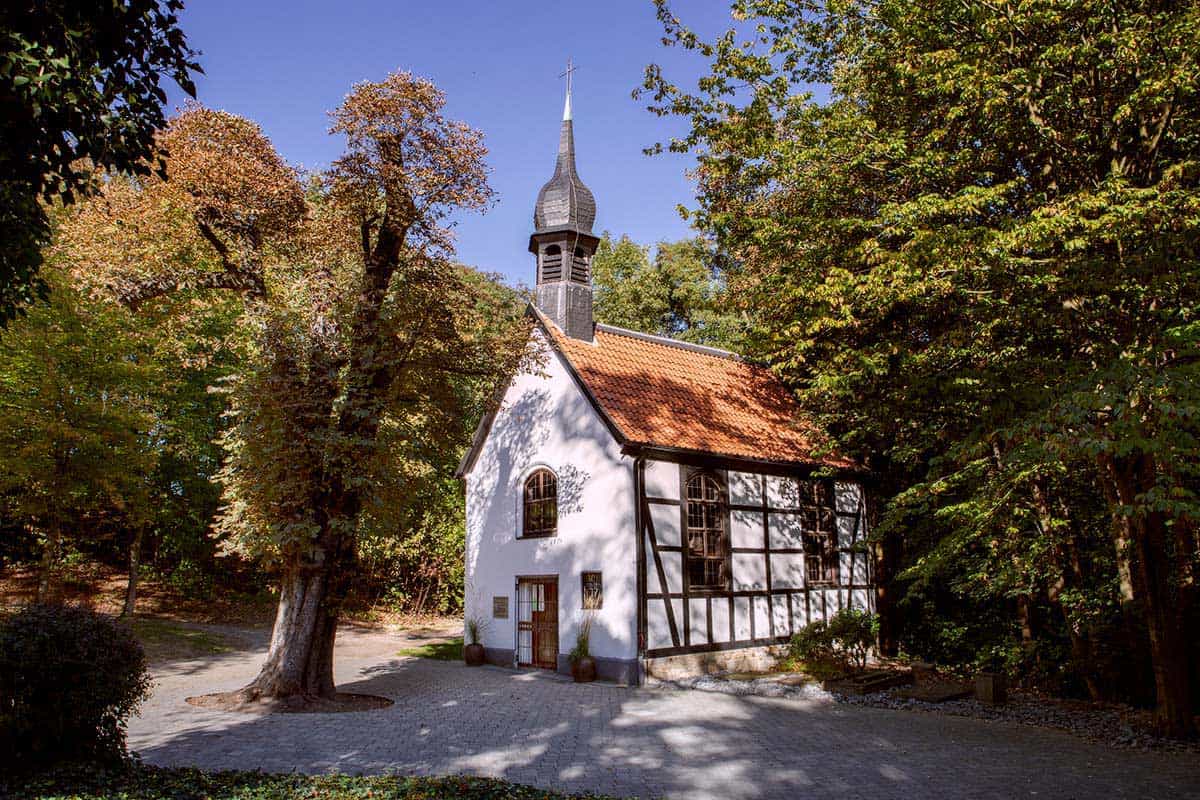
xmin=656 ymin=672 xmax=834 ymax=702
xmin=662 ymin=671 xmax=1200 ymax=754
xmin=837 ymin=687 xmax=1200 ymax=754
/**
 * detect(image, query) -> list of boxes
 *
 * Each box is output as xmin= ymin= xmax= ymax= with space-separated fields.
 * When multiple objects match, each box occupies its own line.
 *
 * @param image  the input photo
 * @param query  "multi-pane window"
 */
xmin=804 ymin=532 xmax=838 ymax=584
xmin=581 ymin=571 xmax=603 ymax=609
xmin=802 ymin=480 xmax=839 ymax=584
xmin=685 ymin=472 xmax=727 ymax=590
xmin=522 ymin=469 xmax=558 ymax=537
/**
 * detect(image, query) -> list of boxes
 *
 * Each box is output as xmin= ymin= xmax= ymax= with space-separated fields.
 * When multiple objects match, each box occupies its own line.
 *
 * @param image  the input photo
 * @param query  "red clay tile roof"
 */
xmin=538 ymin=314 xmax=855 ymax=470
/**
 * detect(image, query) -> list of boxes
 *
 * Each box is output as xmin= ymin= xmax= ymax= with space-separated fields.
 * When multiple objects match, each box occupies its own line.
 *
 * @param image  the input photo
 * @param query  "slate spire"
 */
xmin=532 ymin=76 xmax=596 ymax=234
xmin=530 ymin=64 xmax=598 ymax=342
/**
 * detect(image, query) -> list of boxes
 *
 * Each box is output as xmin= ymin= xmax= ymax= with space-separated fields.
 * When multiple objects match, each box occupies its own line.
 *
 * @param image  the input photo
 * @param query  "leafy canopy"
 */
xmin=592 ymin=232 xmax=744 ymax=348
xmin=56 ymin=73 xmax=531 ymax=570
xmin=642 ymin=0 xmax=1200 ymax=714
xmin=0 ymin=0 xmax=199 ymax=325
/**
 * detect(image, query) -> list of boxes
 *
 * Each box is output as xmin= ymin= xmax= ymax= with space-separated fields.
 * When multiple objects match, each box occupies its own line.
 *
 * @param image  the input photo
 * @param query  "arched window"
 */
xmin=522 ymin=468 xmax=558 ymax=538
xmin=685 ymin=472 xmax=727 ymax=590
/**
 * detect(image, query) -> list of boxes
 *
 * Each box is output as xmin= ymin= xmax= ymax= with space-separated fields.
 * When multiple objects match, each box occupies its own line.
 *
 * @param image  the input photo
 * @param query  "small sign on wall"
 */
xmin=493 ymin=596 xmax=509 ymax=619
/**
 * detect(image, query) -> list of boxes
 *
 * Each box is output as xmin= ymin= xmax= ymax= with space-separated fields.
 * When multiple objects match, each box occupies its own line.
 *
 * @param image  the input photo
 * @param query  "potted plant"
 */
xmin=569 ymin=613 xmax=596 ymax=683
xmin=463 ymin=616 xmax=485 ymax=667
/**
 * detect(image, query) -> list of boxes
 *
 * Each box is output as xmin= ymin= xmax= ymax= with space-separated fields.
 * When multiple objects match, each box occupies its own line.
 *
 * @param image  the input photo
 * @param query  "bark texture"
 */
xmin=122 ymin=527 xmax=143 ymax=617
xmin=241 ymin=560 xmax=339 ymax=701
xmin=1101 ymin=451 xmax=1196 ymax=737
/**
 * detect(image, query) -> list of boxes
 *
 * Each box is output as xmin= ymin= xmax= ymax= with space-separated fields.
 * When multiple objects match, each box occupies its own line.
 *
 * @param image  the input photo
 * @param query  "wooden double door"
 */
xmin=517 ymin=577 xmax=558 ymax=669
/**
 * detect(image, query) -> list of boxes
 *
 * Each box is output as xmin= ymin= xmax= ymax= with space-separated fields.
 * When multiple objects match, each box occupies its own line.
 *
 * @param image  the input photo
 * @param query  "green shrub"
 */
xmin=1 ymin=763 xmax=631 ymax=800
xmin=787 ymin=609 xmax=879 ymax=672
xmin=0 ymin=604 xmax=152 ymax=766
xmin=788 ymin=619 xmax=834 ymax=664
xmin=826 ymin=608 xmax=878 ymax=670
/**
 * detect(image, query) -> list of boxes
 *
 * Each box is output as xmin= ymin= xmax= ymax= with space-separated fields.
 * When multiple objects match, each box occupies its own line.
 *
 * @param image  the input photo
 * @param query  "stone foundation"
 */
xmin=483 ymin=647 xmax=515 ymax=668
xmin=556 ymin=654 xmax=639 ymax=685
xmin=643 ymin=645 xmax=787 ymax=682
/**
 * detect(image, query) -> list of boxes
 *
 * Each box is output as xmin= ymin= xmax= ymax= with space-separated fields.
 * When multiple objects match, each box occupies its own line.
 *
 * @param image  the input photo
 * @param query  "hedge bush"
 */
xmin=1 ymin=764 xmax=630 ymax=799
xmin=0 ymin=603 xmax=152 ymax=766
xmin=787 ymin=609 xmax=879 ymax=671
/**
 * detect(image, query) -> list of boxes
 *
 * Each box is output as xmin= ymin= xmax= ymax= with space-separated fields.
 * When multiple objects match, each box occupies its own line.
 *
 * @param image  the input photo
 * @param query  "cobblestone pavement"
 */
xmin=129 ymin=626 xmax=1200 ymax=800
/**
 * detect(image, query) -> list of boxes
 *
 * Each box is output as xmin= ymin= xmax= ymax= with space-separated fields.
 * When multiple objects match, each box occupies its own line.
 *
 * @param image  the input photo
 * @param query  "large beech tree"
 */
xmin=645 ymin=1 xmax=1199 ymax=734
xmin=58 ymin=73 xmax=529 ymax=704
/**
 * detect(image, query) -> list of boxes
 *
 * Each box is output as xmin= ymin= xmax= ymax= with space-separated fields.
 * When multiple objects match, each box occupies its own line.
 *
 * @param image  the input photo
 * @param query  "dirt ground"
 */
xmin=0 ymin=562 xmax=459 ymax=663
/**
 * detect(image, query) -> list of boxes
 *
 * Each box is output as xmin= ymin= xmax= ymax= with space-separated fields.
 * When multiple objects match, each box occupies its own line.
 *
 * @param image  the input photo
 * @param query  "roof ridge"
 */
xmin=594 ymin=323 xmax=742 ymax=362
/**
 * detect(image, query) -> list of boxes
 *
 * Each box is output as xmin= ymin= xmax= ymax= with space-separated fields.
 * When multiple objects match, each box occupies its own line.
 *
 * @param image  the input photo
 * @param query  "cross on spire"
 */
xmin=559 ymin=58 xmax=577 ymax=121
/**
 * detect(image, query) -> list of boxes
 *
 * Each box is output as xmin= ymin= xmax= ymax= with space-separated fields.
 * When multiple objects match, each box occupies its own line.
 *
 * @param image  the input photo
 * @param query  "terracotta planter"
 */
xmin=571 ymin=656 xmax=596 ymax=683
xmin=463 ymin=642 xmax=485 ymax=667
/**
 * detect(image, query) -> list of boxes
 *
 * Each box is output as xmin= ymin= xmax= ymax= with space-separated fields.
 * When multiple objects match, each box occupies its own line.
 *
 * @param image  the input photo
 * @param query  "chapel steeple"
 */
xmin=531 ymin=61 xmax=598 ymax=341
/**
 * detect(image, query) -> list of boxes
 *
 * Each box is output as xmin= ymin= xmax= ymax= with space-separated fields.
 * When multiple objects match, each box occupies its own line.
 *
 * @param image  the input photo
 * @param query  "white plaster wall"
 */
xmin=463 ymin=329 xmax=636 ymax=663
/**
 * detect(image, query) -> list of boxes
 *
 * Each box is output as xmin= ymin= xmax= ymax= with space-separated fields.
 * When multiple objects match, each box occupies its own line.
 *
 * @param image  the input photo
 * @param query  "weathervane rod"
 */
xmin=559 ymin=57 xmax=577 ymax=121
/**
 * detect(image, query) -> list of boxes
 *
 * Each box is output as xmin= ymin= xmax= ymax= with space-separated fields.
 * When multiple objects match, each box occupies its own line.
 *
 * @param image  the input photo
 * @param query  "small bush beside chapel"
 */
xmin=0 ymin=603 xmax=152 ymax=767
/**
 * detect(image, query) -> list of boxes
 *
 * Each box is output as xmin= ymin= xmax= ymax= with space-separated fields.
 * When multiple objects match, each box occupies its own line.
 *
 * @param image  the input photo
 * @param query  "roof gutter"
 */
xmin=620 ymin=442 xmax=870 ymax=480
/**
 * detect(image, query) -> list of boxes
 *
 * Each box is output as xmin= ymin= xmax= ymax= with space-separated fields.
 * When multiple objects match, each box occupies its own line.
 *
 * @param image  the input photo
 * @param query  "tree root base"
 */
xmin=186 ymin=689 xmax=392 ymax=714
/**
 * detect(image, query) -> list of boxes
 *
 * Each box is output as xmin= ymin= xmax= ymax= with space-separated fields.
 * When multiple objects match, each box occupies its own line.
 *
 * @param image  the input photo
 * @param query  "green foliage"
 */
xmin=0 ymin=0 xmax=199 ymax=325
xmin=0 ymin=267 xmax=159 ymax=591
xmin=787 ymin=609 xmax=878 ymax=672
xmin=786 ymin=619 xmax=833 ymax=664
xmin=0 ymin=604 xmax=151 ymax=766
xmin=0 ymin=263 xmax=245 ymax=601
xmin=354 ymin=476 xmax=467 ymax=616
xmin=2 ymin=763 xmax=628 ymax=800
xmin=644 ymin=0 xmax=1200 ymax=727
xmin=569 ymin=613 xmax=594 ymax=663
xmin=592 ymin=233 xmax=744 ymax=348
xmin=464 ymin=617 xmax=482 ymax=646
xmin=826 ymin=609 xmax=879 ymax=671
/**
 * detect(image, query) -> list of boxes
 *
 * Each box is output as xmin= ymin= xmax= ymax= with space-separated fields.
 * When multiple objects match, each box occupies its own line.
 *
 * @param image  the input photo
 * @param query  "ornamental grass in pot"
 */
xmin=569 ymin=613 xmax=596 ymax=683
xmin=463 ymin=617 xmax=485 ymax=667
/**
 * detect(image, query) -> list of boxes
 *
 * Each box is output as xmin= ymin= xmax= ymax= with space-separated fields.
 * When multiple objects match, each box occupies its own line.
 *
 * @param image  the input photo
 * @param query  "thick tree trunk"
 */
xmin=868 ymin=490 xmax=900 ymax=657
xmin=122 ymin=527 xmax=144 ymax=617
xmin=241 ymin=562 xmax=340 ymax=702
xmin=1101 ymin=452 xmax=1195 ymax=737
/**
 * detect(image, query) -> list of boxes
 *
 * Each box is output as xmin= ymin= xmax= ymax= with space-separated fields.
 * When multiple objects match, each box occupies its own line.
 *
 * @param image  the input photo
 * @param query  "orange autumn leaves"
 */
xmin=56 ymin=71 xmax=491 ymax=312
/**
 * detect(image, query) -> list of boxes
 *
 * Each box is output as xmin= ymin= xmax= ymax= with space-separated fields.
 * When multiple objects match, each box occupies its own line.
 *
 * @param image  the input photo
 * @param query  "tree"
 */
xmin=592 ymin=233 xmax=743 ymax=348
xmin=0 ymin=0 xmax=199 ymax=325
xmin=59 ymin=74 xmax=530 ymax=705
xmin=0 ymin=267 xmax=160 ymax=601
xmin=0 ymin=246 xmax=242 ymax=612
xmin=644 ymin=1 xmax=1199 ymax=734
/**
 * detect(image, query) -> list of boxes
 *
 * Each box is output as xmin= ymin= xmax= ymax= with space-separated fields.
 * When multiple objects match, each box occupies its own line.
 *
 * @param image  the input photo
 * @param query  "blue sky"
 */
xmin=166 ymin=0 xmax=738 ymax=287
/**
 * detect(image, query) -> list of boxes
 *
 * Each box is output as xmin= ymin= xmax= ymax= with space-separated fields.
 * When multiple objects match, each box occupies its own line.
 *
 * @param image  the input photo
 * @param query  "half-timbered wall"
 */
xmin=640 ymin=460 xmax=872 ymax=659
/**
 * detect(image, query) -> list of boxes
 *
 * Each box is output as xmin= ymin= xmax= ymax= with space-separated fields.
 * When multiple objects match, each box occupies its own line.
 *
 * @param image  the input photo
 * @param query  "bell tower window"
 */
xmin=570 ymin=246 xmax=590 ymax=283
xmin=540 ymin=245 xmax=563 ymax=282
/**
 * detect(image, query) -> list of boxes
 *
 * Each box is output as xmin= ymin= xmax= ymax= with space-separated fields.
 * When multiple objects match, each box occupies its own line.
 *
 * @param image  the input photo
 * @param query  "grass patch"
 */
xmin=397 ymin=637 xmax=463 ymax=661
xmin=4 ymin=763 xmax=627 ymax=799
xmin=131 ymin=618 xmax=234 ymax=662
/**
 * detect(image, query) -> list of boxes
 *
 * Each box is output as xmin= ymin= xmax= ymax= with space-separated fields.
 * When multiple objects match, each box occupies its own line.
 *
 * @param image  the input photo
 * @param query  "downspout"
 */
xmin=633 ymin=454 xmax=647 ymax=686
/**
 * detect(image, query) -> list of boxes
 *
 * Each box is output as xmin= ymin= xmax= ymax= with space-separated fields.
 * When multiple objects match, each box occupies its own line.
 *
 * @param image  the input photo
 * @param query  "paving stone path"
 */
xmin=129 ymin=625 xmax=1200 ymax=800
